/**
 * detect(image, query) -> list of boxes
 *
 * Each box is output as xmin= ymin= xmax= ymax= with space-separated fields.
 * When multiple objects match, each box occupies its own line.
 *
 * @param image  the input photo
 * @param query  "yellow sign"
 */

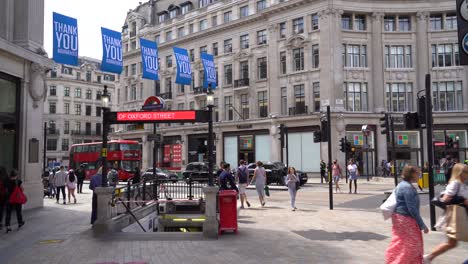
xmin=101 ymin=148 xmax=107 ymax=157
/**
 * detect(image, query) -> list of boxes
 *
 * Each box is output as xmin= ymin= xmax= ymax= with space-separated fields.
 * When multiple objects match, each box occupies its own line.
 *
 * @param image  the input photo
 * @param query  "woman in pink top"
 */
xmin=332 ymin=160 xmax=343 ymax=193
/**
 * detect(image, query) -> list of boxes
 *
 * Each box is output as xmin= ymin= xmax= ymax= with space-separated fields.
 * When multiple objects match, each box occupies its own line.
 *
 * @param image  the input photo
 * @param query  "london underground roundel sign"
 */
xmin=460 ymin=0 xmax=468 ymax=21
xmin=142 ymin=96 xmax=165 ymax=111
xmin=463 ymin=34 xmax=468 ymax=55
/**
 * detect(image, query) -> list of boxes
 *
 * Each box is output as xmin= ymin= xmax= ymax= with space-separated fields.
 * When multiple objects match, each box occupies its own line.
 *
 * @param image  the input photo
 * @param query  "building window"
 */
xmin=294 ymin=84 xmax=305 ymax=113
xmin=354 ymin=15 xmax=366 ymax=31
xmin=257 ymin=30 xmax=267 ymax=45
xmin=224 ymin=11 xmax=232 ymax=23
xmin=96 ymin=107 xmax=101 ymax=117
xmin=64 ymin=121 xmax=69 ymax=134
xmin=342 ymin=14 xmax=352 ymax=30
xmin=96 ymin=123 xmax=101 ymax=136
xmin=190 ymin=49 xmax=195 ymax=62
xmin=384 ymin=16 xmax=396 ymax=32
xmin=200 ymin=45 xmax=207 ymax=55
xmin=312 ymin=45 xmax=319 ymax=68
xmin=85 ymin=123 xmax=91 ymax=135
xmin=155 ymin=35 xmax=160 ymax=44
xmin=224 ymin=64 xmax=233 ymax=85
xmin=292 ymin=17 xmax=304 ymax=34
xmin=96 ymin=91 xmax=102 ymax=100
xmin=199 ymin=19 xmax=208 ymax=30
xmin=47 ymin=139 xmax=57 ymax=151
xmin=431 ymin=43 xmax=460 ymax=67
xmin=279 ymin=22 xmax=286 ymax=38
xmin=224 ymin=39 xmax=232 ymax=53
xmin=166 ymin=30 xmax=173 ymax=41
xmin=225 ymin=96 xmax=233 ymax=120
xmin=124 ymin=66 xmax=129 ymax=77
xmin=293 ymin=48 xmax=304 ymax=71
xmin=240 ymin=61 xmax=249 ymax=79
xmin=343 ymin=44 xmax=367 ymax=68
xmin=430 ymin=14 xmax=443 ymax=31
xmin=258 ymin=91 xmax=268 ymax=118
xmin=178 ymin=27 xmax=185 ymax=38
xmin=257 ymin=57 xmax=267 ymax=79
xmin=240 ymin=34 xmax=249 ymax=49
xmin=280 ymin=51 xmax=287 ymax=74
xmin=178 ymin=84 xmax=185 ymax=94
xmin=386 ymin=83 xmax=413 ymax=112
xmin=75 ymin=104 xmax=82 ymax=115
xmin=257 ymin=0 xmax=266 ymax=12
xmin=241 ymin=94 xmax=249 ymax=119
xmin=64 ymin=103 xmax=70 ymax=114
xmin=166 ymin=55 xmax=173 ymax=68
xmin=191 ymin=72 xmax=195 ymax=90
xmin=131 ymin=84 xmax=137 ymax=100
xmin=49 ymin=102 xmax=56 ymax=114
xmin=385 ymin=45 xmax=412 ymax=68
xmin=74 ymin=88 xmax=81 ymax=98
xmin=85 ymin=105 xmax=92 ymax=116
xmin=181 ymin=4 xmax=191 ymax=15
xmin=74 ymin=122 xmax=81 ymax=134
xmin=445 ymin=13 xmax=457 ymax=30
xmin=399 ymin=16 xmax=411 ymax=31
xmin=189 ymin=23 xmax=194 ymax=33
xmin=61 ymin=139 xmax=69 ymax=151
xmin=311 ymin=13 xmax=319 ymax=30
xmin=189 ymin=101 xmax=195 ymax=110
xmin=212 ymin=42 xmax=218 ymax=56
xmin=62 ymin=66 xmax=73 ymax=75
xmin=344 ymin=82 xmax=368 ymax=112
xmin=313 ymin=82 xmax=320 ymax=112
xmin=212 ymin=15 xmax=218 ymax=26
xmin=50 ymin=86 xmax=56 ymax=96
xmin=158 ymin=14 xmax=167 ymax=23
xmin=177 ymin=103 xmax=185 ymax=110
xmin=281 ymin=87 xmax=287 ymax=115
xmin=86 ymin=89 xmax=92 ymax=99
xmin=140 ymin=83 xmax=144 ymax=99
xmin=165 ymin=77 xmax=172 ymax=93
xmin=169 ymin=8 xmax=178 ymax=19
xmin=432 ymin=81 xmax=463 ymax=111
xmin=240 ymin=6 xmax=249 ymax=18
xmin=64 ymin=87 xmax=70 ymax=97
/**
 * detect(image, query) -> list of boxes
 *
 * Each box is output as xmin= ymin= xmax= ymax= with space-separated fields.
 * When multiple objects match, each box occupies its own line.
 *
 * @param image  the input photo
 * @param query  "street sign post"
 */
xmin=457 ymin=0 xmax=468 ymax=65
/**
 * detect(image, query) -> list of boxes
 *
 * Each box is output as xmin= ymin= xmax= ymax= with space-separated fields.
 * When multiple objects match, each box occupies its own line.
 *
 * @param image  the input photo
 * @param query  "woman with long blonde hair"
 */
xmin=424 ymin=163 xmax=468 ymax=263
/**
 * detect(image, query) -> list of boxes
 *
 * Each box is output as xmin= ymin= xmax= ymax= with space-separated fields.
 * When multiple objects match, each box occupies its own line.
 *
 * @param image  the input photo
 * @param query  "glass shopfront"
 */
xmin=345 ymin=131 xmax=375 ymax=177
xmin=0 ymin=73 xmax=19 ymax=172
xmin=223 ymin=131 xmax=271 ymax=169
xmin=392 ymin=131 xmax=421 ymax=174
xmin=433 ymin=130 xmax=467 ymax=167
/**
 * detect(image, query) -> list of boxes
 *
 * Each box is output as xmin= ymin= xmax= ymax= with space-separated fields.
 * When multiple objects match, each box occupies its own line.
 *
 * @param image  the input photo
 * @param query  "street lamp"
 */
xmin=101 ymin=85 xmax=110 ymax=187
xmin=206 ymin=86 xmax=215 ymax=186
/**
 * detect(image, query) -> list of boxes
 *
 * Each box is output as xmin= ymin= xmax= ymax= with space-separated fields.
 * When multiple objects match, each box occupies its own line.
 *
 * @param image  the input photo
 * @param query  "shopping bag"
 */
xmin=9 ymin=186 xmax=27 ymax=205
xmin=264 ymin=185 xmax=270 ymax=197
xmin=380 ymin=188 xmax=397 ymax=221
xmin=446 ymin=205 xmax=468 ymax=242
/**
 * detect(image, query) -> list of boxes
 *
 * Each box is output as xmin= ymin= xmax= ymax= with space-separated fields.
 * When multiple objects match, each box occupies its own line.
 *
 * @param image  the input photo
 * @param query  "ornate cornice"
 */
xmin=371 ymin=12 xmax=384 ymax=23
xmin=318 ymin=8 xmax=343 ymax=19
xmin=285 ymin=35 xmax=310 ymax=49
xmin=416 ymin=11 xmax=430 ymax=22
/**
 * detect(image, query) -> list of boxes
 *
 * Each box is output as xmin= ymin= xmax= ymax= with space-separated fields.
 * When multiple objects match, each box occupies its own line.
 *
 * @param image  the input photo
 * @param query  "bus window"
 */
xmin=75 ymin=146 xmax=83 ymax=152
xmin=109 ymin=143 xmax=119 ymax=151
xmin=82 ymin=145 xmax=90 ymax=152
xmin=120 ymin=144 xmax=139 ymax=151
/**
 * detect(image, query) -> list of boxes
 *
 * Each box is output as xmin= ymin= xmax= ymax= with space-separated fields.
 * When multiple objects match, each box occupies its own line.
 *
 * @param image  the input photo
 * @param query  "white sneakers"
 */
xmin=423 ymin=254 xmax=431 ymax=264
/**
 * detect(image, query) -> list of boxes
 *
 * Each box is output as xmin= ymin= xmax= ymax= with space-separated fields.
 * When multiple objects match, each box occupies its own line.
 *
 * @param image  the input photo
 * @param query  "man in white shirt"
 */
xmin=54 ymin=166 xmax=68 ymax=204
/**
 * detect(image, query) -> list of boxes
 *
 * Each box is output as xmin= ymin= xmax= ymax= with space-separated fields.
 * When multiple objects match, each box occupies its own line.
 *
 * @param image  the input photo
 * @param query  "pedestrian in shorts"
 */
xmin=236 ymin=160 xmax=250 ymax=209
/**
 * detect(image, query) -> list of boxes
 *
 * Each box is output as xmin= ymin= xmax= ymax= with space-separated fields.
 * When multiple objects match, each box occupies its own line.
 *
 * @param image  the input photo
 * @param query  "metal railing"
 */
xmin=193 ymin=86 xmax=207 ymax=95
xmin=158 ymin=92 xmax=173 ymax=99
xmin=289 ymin=105 xmax=308 ymax=115
xmin=234 ymin=78 xmax=249 ymax=88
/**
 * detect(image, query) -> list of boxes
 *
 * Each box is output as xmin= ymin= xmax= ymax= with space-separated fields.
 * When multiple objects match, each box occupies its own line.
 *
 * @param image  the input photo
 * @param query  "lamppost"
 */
xmin=206 ymin=87 xmax=215 ymax=186
xmin=101 ymin=85 xmax=110 ymax=187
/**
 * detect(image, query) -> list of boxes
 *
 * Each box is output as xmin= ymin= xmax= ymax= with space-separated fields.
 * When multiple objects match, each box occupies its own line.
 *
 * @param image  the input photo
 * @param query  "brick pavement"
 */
xmin=0 ymin=180 xmax=466 ymax=264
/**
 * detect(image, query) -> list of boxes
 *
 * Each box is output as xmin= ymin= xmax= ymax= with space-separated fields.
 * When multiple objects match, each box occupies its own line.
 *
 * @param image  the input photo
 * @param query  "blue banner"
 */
xmin=140 ymin=38 xmax=159 ymax=80
xmin=201 ymin=53 xmax=217 ymax=89
xmin=173 ymin=47 xmax=192 ymax=85
xmin=101 ymin=27 xmax=123 ymax=73
xmin=52 ymin=12 xmax=78 ymax=65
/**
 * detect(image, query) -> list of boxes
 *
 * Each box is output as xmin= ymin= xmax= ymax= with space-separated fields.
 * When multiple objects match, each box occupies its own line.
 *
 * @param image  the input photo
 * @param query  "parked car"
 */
xmin=271 ymin=162 xmax=308 ymax=186
xmin=246 ymin=162 xmax=285 ymax=185
xmin=142 ymin=168 xmax=178 ymax=183
xmin=182 ymin=162 xmax=218 ymax=183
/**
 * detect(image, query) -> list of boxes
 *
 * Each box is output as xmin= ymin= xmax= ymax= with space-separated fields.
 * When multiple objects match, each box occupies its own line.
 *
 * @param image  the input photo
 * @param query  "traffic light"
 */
xmin=321 ymin=119 xmax=329 ymax=142
xmin=380 ymin=113 xmax=389 ymax=135
xmin=345 ymin=141 xmax=352 ymax=152
xmin=314 ymin=131 xmax=322 ymax=143
xmin=417 ymin=96 xmax=426 ymax=128
xmin=403 ymin=112 xmax=420 ymax=130
xmin=278 ymin=124 xmax=285 ymax=148
xmin=339 ymin=138 xmax=345 ymax=152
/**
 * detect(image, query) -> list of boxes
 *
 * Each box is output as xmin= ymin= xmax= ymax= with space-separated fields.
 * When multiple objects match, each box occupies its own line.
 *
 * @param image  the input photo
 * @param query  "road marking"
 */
xmin=38 ymin=239 xmax=64 ymax=244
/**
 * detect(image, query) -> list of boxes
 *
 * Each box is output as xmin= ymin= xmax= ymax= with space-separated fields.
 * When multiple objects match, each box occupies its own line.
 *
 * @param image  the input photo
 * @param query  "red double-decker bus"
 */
xmin=69 ymin=140 xmax=141 ymax=181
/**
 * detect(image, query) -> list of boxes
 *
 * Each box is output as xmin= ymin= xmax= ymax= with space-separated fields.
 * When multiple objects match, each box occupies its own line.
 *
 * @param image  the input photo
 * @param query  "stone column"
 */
xmin=371 ymin=12 xmax=385 ymax=113
xmin=203 ymin=186 xmax=219 ymax=238
xmin=416 ymin=12 xmax=429 ymax=103
xmin=92 ymin=187 xmax=115 ymax=233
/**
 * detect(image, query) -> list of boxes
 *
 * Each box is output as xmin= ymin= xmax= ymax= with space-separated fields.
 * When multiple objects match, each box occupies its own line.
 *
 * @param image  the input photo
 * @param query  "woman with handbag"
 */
xmin=250 ymin=161 xmax=267 ymax=207
xmin=385 ymin=165 xmax=429 ymax=264
xmin=286 ymin=167 xmax=299 ymax=211
xmin=5 ymin=169 xmax=25 ymax=233
xmin=424 ymin=163 xmax=468 ymax=264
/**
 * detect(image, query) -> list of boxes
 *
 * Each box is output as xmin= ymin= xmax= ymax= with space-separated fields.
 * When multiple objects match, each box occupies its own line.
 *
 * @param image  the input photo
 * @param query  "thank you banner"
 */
xmin=173 ymin=47 xmax=192 ymax=85
xmin=140 ymin=38 xmax=159 ymax=80
xmin=201 ymin=53 xmax=217 ymax=89
xmin=101 ymin=27 xmax=123 ymax=73
xmin=53 ymin=12 xmax=78 ymax=65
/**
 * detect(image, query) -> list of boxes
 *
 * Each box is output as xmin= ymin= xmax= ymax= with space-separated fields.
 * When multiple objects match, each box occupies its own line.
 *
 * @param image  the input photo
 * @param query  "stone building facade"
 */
xmin=115 ymin=0 xmax=468 ymax=174
xmin=0 ymin=0 xmax=53 ymax=209
xmin=44 ymin=57 xmax=118 ymax=168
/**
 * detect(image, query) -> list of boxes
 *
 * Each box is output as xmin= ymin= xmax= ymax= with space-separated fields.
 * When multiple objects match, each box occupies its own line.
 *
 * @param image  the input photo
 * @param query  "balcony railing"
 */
xmin=47 ymin=129 xmax=60 ymax=135
xmin=158 ymin=92 xmax=173 ymax=100
xmin=234 ymin=78 xmax=249 ymax=88
xmin=193 ymin=86 xmax=207 ymax=95
xmin=71 ymin=130 xmax=100 ymax=136
xmin=289 ymin=105 xmax=308 ymax=115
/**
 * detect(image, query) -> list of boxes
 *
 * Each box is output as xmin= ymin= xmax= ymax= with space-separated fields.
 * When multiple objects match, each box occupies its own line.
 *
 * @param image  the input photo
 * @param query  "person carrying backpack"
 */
xmin=66 ymin=170 xmax=77 ymax=204
xmin=236 ymin=160 xmax=251 ymax=209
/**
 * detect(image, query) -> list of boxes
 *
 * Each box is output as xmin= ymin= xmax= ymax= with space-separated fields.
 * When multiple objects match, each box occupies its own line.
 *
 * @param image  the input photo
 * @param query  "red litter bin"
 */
xmin=218 ymin=190 xmax=238 ymax=234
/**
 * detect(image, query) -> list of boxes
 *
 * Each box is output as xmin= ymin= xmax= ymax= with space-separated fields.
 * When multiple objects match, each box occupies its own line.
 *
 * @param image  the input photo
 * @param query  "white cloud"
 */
xmin=44 ymin=0 xmax=143 ymax=60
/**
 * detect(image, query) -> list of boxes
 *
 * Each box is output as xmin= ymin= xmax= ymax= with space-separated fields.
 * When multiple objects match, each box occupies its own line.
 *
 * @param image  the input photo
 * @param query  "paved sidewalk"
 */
xmin=0 ymin=182 xmax=465 ymax=264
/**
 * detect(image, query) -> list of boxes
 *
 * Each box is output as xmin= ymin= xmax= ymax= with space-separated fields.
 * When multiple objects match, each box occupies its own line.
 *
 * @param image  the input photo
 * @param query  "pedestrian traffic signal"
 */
xmin=339 ymin=138 xmax=345 ymax=152
xmin=403 ymin=112 xmax=420 ymax=130
xmin=321 ymin=119 xmax=329 ymax=142
xmin=278 ymin=124 xmax=285 ymax=148
xmin=314 ymin=131 xmax=322 ymax=143
xmin=345 ymin=141 xmax=351 ymax=152
xmin=380 ymin=113 xmax=389 ymax=135
xmin=417 ymin=96 xmax=426 ymax=128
